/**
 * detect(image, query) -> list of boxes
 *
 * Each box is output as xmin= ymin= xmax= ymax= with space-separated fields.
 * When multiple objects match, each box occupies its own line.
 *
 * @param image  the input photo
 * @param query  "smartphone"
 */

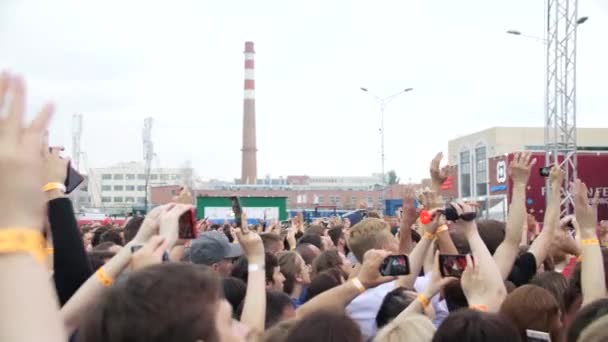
xmin=539 ymin=166 xmax=551 ymax=178
xmin=178 ymin=208 xmax=197 ymax=239
xmin=231 ymin=196 xmax=243 ymax=228
xmin=65 ymin=161 xmax=85 ymax=194
xmin=526 ymin=329 xmax=551 ymax=341
xmin=379 ymin=255 xmax=410 ymax=276
xmin=439 ymin=254 xmax=470 ymax=278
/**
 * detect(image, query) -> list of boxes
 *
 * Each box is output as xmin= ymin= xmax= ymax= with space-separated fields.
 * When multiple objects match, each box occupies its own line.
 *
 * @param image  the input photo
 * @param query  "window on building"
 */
xmin=113 ymin=197 xmax=123 ymax=203
xmin=101 ymin=185 xmax=111 ymax=191
xmin=150 ymin=174 xmax=158 ymax=180
xmin=318 ymin=196 xmax=324 ymax=203
xmin=101 ymin=197 xmax=111 ymax=203
xmin=101 ymin=174 xmax=112 ymax=180
xmin=126 ymin=185 xmax=135 ymax=191
xmin=335 ymin=196 xmax=341 ymax=205
xmin=126 ymin=174 xmax=135 ymax=180
xmin=160 ymin=174 xmax=169 ymax=181
xmin=137 ymin=185 xmax=146 ymax=191
xmin=79 ymin=197 xmax=89 ymax=203
xmin=114 ymin=174 xmax=124 ymax=180
xmin=367 ymin=196 xmax=374 ymax=206
xmin=137 ymin=197 xmax=146 ymax=203
xmin=80 ymin=186 xmax=88 ymax=192
xmin=137 ymin=174 xmax=146 ymax=180
xmin=351 ymin=196 xmax=357 ymax=206
xmin=114 ymin=185 xmax=123 ymax=191
xmin=460 ymin=150 xmax=472 ymax=197
xmin=475 ymin=145 xmax=487 ymax=196
xmin=125 ymin=197 xmax=135 ymax=203
xmin=170 ymin=174 xmax=178 ymax=180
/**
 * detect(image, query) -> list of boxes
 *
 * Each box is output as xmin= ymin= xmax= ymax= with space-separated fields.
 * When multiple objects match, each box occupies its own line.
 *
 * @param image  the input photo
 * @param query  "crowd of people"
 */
xmin=1 ymin=70 xmax=608 ymax=342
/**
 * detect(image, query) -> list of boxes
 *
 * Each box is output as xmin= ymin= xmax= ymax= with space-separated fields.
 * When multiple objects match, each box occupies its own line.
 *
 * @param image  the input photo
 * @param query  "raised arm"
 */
xmin=430 ymin=152 xmax=450 ymax=194
xmin=399 ymin=187 xmax=418 ymax=254
xmin=528 ymin=164 xmax=563 ymax=268
xmin=493 ymin=152 xmax=535 ymax=279
xmin=573 ymin=180 xmax=606 ymax=306
xmin=0 ymin=73 xmax=65 ymax=342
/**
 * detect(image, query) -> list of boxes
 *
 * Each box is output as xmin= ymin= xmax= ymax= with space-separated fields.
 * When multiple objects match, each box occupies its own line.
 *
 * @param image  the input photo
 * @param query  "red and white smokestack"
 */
xmin=241 ymin=41 xmax=257 ymax=184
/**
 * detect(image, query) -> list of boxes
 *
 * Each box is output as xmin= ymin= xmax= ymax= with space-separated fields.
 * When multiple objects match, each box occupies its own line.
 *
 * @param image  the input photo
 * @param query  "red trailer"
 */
xmin=494 ymin=152 xmax=608 ymax=222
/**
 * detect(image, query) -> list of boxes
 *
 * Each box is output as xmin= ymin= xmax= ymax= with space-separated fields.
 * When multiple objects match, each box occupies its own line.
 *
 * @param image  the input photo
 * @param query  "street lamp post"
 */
xmin=360 ymin=87 xmax=413 ymax=185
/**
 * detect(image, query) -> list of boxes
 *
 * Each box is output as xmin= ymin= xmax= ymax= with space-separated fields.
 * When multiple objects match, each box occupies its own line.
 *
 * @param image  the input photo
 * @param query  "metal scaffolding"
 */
xmin=545 ymin=0 xmax=579 ymax=215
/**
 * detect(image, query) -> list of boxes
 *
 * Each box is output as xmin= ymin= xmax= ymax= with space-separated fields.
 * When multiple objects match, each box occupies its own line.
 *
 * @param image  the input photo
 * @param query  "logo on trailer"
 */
xmin=496 ymin=161 xmax=507 ymax=183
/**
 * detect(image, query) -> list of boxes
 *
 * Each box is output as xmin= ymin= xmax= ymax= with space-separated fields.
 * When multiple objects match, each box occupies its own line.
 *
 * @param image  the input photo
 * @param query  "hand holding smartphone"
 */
xmin=231 ymin=196 xmax=243 ymax=228
xmin=439 ymin=254 xmax=471 ymax=278
xmin=178 ymin=208 xmax=197 ymax=239
xmin=379 ymin=255 xmax=410 ymax=276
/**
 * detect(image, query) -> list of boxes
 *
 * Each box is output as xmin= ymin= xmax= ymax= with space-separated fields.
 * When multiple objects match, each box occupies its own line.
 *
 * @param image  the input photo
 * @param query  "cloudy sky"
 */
xmin=1 ymin=0 xmax=607 ymax=182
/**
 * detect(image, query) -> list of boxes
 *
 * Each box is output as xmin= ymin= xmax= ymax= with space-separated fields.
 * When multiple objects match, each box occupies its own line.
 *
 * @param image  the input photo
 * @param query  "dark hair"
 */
xmin=100 ymin=229 xmax=124 ymax=246
xmin=499 ymin=284 xmax=561 ymax=341
xmin=91 ymin=241 xmax=117 ymax=252
xmin=295 ymin=243 xmax=319 ymax=266
xmin=530 ymin=271 xmax=568 ymax=313
xmin=433 ymin=309 xmax=522 ymax=342
xmin=451 ymin=220 xmax=506 ymax=255
xmin=236 ymin=290 xmax=294 ymax=329
xmin=285 ymin=311 xmax=363 ymax=342
xmin=376 ymin=287 xmax=416 ymax=328
xmin=443 ymin=280 xmax=468 ymax=312
xmin=305 ymin=268 xmax=343 ymax=302
xmin=566 ymin=298 xmax=608 ymax=342
xmin=298 ymin=234 xmax=322 ymax=250
xmin=306 ymin=225 xmax=327 ymax=237
xmin=312 ymin=250 xmax=345 ymax=277
xmin=222 ymin=277 xmax=247 ymax=316
xmin=222 ymin=225 xmax=234 ymax=242
xmin=78 ymin=263 xmax=222 ymax=342
xmin=230 ymin=252 xmax=278 ymax=285
xmin=123 ymin=216 xmax=144 ymax=244
xmin=88 ymin=251 xmax=115 ymax=270
xmin=91 ymin=226 xmax=110 ymax=247
xmin=261 ymin=233 xmax=284 ymax=255
xmin=328 ymin=227 xmax=344 ymax=246
xmin=210 ymin=224 xmax=221 ymax=231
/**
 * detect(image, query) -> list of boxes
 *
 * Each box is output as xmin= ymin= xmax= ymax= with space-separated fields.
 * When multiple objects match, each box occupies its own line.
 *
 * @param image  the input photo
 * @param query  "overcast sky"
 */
xmin=1 ymin=0 xmax=607 ymax=182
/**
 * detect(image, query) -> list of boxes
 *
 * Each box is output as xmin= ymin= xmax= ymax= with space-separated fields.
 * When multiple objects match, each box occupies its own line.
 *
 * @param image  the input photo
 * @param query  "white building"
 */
xmin=88 ymin=162 xmax=194 ymax=213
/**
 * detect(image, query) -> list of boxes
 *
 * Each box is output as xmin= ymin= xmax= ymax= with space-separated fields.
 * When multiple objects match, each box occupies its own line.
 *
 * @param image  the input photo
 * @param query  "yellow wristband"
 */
xmin=469 ymin=304 xmax=488 ymax=311
xmin=0 ymin=229 xmax=46 ymax=263
xmin=42 ymin=182 xmax=66 ymax=193
xmin=582 ymin=238 xmax=599 ymax=246
xmin=417 ymin=294 xmax=430 ymax=308
xmin=96 ymin=267 xmax=114 ymax=287
xmin=46 ymin=247 xmax=54 ymax=255
xmin=351 ymin=277 xmax=366 ymax=293
xmin=436 ymin=225 xmax=449 ymax=234
xmin=423 ymin=232 xmax=436 ymax=240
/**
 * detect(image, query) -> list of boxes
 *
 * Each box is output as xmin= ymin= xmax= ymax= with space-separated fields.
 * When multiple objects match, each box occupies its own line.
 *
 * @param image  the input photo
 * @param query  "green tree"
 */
xmin=387 ymin=170 xmax=400 ymax=185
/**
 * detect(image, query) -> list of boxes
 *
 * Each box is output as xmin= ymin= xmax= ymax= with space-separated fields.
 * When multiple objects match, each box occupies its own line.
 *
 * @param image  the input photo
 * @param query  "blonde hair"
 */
xmin=347 ymin=218 xmax=393 ymax=262
xmin=373 ymin=314 xmax=435 ymax=342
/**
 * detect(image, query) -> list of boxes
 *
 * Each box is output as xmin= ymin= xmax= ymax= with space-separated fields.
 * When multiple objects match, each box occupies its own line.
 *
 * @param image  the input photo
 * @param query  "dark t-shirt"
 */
xmin=508 ymin=252 xmax=537 ymax=287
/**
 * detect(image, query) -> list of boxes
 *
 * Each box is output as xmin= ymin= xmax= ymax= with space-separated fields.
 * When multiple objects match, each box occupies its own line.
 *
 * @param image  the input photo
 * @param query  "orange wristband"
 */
xmin=582 ymin=238 xmax=599 ymax=246
xmin=96 ymin=267 xmax=114 ymax=287
xmin=0 ymin=229 xmax=46 ymax=263
xmin=469 ymin=304 xmax=487 ymax=311
xmin=42 ymin=182 xmax=66 ymax=193
xmin=423 ymin=232 xmax=436 ymax=240
xmin=417 ymin=294 xmax=430 ymax=308
xmin=436 ymin=225 xmax=449 ymax=234
xmin=351 ymin=277 xmax=366 ymax=293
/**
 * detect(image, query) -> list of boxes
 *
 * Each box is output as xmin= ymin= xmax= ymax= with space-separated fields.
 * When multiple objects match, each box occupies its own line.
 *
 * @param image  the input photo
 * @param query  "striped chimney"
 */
xmin=241 ymin=41 xmax=257 ymax=184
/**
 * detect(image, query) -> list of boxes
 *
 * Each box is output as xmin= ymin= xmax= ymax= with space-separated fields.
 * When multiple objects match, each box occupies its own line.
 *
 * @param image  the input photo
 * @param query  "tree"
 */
xmin=387 ymin=170 xmax=400 ymax=185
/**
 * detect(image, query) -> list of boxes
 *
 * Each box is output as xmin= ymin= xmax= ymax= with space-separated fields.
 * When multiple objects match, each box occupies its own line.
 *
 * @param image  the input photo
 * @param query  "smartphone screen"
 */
xmin=539 ymin=167 xmax=551 ymax=178
xmin=439 ymin=254 xmax=470 ymax=278
xmin=231 ymin=196 xmax=243 ymax=228
xmin=379 ymin=255 xmax=410 ymax=276
xmin=526 ymin=329 xmax=551 ymax=341
xmin=65 ymin=161 xmax=85 ymax=194
xmin=178 ymin=208 xmax=197 ymax=239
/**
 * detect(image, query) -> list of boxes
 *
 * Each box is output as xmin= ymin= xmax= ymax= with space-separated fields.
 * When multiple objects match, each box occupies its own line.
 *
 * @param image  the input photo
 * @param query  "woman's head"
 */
xmin=278 ymin=251 xmax=310 ymax=295
xmin=78 ymin=263 xmax=243 ymax=342
xmin=305 ymin=268 xmax=344 ymax=302
xmin=530 ymin=271 xmax=568 ymax=313
xmin=285 ymin=311 xmax=363 ymax=342
xmin=312 ymin=250 xmax=350 ymax=278
xmin=433 ymin=309 xmax=522 ymax=342
xmin=374 ymin=313 xmax=435 ymax=342
xmin=500 ymin=284 xmax=561 ymax=341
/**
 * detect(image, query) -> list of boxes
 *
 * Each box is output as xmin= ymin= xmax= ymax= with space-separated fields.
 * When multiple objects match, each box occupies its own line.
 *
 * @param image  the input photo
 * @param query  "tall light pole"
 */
xmin=507 ymin=7 xmax=588 ymax=216
xmin=360 ymin=87 xmax=413 ymax=185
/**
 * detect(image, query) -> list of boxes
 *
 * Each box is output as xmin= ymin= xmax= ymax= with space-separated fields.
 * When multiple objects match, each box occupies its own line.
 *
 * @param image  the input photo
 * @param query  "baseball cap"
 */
xmin=188 ymin=230 xmax=242 ymax=265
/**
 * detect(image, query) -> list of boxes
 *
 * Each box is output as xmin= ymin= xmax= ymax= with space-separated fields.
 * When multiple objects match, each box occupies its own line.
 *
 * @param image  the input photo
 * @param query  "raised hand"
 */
xmin=430 ymin=152 xmax=450 ymax=189
xmin=572 ymin=179 xmax=599 ymax=237
xmin=172 ymin=187 xmax=193 ymax=205
xmin=235 ymin=212 xmax=265 ymax=264
xmin=419 ymin=188 xmax=442 ymax=210
xmin=159 ymin=204 xmax=193 ymax=249
xmin=401 ymin=187 xmax=419 ymax=222
xmin=508 ymin=152 xmax=537 ymax=185
xmin=132 ymin=204 xmax=173 ymax=245
xmin=0 ymin=72 xmax=54 ymax=230
xmin=549 ymin=164 xmax=565 ymax=188
xmin=356 ymin=249 xmax=397 ymax=289
xmin=460 ymin=254 xmax=505 ymax=311
xmin=130 ymin=236 xmax=169 ymax=271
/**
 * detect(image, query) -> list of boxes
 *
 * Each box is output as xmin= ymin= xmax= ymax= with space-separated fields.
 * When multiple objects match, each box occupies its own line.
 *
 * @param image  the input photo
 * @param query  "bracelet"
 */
xmin=351 ymin=277 xmax=366 ymax=293
xmin=423 ymin=232 xmax=436 ymax=240
xmin=417 ymin=294 xmax=430 ymax=308
xmin=469 ymin=304 xmax=488 ymax=311
xmin=436 ymin=225 xmax=449 ymax=234
xmin=248 ymin=263 xmax=265 ymax=272
xmin=42 ymin=182 xmax=66 ymax=193
xmin=582 ymin=238 xmax=599 ymax=246
xmin=96 ymin=267 xmax=114 ymax=287
xmin=0 ymin=229 xmax=46 ymax=263
xmin=46 ymin=247 xmax=54 ymax=255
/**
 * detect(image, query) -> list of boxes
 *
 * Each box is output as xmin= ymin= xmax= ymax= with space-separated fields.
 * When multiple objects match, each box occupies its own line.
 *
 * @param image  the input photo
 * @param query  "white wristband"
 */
xmin=248 ymin=263 xmax=264 ymax=272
